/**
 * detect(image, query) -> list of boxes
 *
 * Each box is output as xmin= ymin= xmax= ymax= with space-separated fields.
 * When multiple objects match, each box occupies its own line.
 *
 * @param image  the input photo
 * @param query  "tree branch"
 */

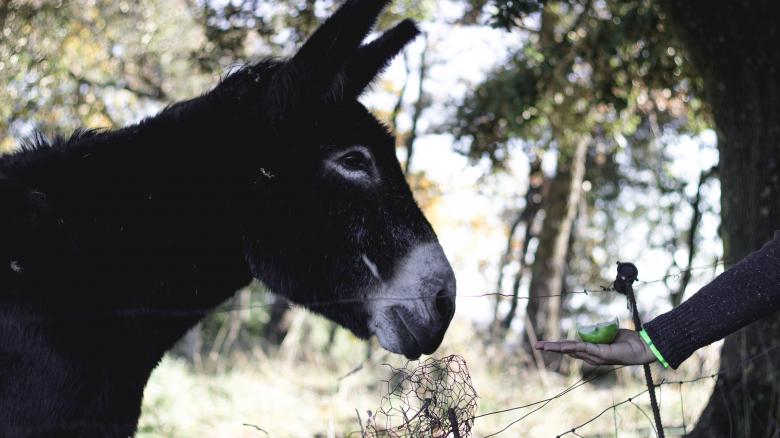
xmin=404 ymin=35 xmax=429 ymax=175
xmin=668 ymin=165 xmax=718 ymax=306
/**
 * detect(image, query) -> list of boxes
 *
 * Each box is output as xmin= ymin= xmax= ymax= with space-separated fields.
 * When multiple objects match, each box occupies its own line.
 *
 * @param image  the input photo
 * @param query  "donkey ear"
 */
xmin=343 ymin=19 xmax=420 ymax=98
xmin=286 ymin=0 xmax=390 ymax=98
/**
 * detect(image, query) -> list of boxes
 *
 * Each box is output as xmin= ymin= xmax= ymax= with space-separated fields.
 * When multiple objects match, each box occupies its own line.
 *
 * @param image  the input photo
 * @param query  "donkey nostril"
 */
xmin=435 ymin=289 xmax=455 ymax=320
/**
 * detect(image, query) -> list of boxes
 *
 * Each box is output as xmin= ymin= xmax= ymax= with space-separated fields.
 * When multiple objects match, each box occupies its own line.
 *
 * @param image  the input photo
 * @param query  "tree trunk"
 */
xmin=658 ymin=1 xmax=780 ymax=436
xmin=391 ymin=50 xmax=410 ymax=134
xmin=669 ymin=167 xmax=717 ymax=307
xmin=404 ymin=35 xmax=429 ymax=175
xmin=177 ymin=323 xmax=203 ymax=367
xmin=501 ymin=215 xmax=537 ymax=330
xmin=525 ymin=136 xmax=588 ymax=359
xmin=325 ymin=321 xmax=339 ymax=353
xmin=222 ymin=287 xmax=250 ymax=355
xmin=501 ymin=157 xmax=544 ymax=331
xmin=263 ymin=295 xmax=293 ymax=346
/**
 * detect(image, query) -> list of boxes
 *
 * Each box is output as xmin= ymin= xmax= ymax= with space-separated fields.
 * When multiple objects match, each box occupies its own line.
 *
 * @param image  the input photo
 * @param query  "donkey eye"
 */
xmin=339 ymin=151 xmax=371 ymax=171
xmin=326 ymin=147 xmax=377 ymax=182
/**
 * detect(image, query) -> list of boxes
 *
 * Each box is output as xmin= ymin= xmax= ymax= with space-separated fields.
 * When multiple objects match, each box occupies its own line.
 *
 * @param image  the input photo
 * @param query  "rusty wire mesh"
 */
xmin=365 ymin=355 xmax=478 ymax=437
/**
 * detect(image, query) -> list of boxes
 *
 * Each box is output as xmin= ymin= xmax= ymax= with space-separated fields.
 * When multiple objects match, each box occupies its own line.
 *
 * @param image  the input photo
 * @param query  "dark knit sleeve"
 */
xmin=643 ymin=232 xmax=780 ymax=369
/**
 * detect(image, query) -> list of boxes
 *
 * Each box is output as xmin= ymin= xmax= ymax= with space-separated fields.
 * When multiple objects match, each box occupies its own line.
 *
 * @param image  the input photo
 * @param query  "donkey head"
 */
xmin=239 ymin=0 xmax=455 ymax=359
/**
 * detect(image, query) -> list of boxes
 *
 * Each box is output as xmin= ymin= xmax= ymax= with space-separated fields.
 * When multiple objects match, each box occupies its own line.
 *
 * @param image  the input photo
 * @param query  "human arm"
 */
xmin=642 ymin=232 xmax=780 ymax=368
xmin=537 ymin=232 xmax=780 ymax=369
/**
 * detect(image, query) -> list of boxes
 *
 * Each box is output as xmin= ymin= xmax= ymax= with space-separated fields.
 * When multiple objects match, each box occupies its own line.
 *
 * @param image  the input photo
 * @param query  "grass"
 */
xmin=138 ymin=310 xmax=720 ymax=437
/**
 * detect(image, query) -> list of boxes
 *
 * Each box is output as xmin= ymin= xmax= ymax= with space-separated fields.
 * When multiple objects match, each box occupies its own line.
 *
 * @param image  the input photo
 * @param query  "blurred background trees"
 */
xmin=2 ymin=0 xmax=777 ymax=435
xmin=453 ymin=0 xmax=713 ymax=364
xmin=459 ymin=0 xmax=778 ymax=435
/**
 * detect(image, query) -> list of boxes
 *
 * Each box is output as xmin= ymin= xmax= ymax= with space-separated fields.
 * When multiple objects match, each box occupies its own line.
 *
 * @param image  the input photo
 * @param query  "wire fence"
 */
xmin=8 ymin=260 xmax=724 ymax=321
xmin=361 ymin=355 xmax=478 ymax=437
xmin=15 ymin=257 xmax=733 ymax=435
xmin=349 ymin=341 xmax=780 ymax=437
xmin=325 ymin=259 xmax=780 ymax=438
xmin=197 ymin=256 xmax=777 ymax=437
xmin=553 ymin=342 xmax=780 ymax=437
xmin=218 ymin=260 xmax=726 ymax=314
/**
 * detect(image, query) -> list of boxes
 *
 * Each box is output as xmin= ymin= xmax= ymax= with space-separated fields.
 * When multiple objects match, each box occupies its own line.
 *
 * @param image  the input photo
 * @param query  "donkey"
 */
xmin=0 ymin=0 xmax=456 ymax=435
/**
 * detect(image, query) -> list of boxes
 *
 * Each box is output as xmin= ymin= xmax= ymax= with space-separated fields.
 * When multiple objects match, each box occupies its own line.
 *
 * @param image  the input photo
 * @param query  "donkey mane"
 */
xmin=20 ymin=129 xmax=104 ymax=151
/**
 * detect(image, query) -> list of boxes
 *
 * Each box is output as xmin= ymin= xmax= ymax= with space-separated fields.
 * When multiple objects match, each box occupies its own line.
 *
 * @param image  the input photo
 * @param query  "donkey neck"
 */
xmin=0 ymin=95 xmax=263 ymax=313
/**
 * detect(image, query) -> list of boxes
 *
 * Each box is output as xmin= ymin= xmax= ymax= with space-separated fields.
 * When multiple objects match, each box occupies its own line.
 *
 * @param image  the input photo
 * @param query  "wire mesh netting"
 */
xmin=365 ymin=355 xmax=478 ymax=437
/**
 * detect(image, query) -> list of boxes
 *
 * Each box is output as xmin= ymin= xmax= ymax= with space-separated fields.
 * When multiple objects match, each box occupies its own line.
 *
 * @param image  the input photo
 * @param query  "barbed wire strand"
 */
xmin=629 ymin=398 xmax=659 ymax=437
xmin=10 ymin=261 xmax=725 ymax=321
xmin=553 ymin=342 xmax=780 ymax=437
xmin=336 ymin=260 xmax=724 ymax=429
xmin=353 ymin=340 xmax=779 ymax=437
xmin=344 ymin=261 xmax=760 ymax=438
xmin=478 ymin=366 xmax=628 ymax=437
xmin=474 ymin=365 xmax=628 ymax=420
xmin=338 ymin=349 xmax=390 ymax=382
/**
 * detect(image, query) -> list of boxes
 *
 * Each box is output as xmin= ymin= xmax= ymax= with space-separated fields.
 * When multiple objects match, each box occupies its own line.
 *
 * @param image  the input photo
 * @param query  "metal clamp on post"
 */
xmin=613 ymin=262 xmax=665 ymax=438
xmin=614 ymin=262 xmax=639 ymax=312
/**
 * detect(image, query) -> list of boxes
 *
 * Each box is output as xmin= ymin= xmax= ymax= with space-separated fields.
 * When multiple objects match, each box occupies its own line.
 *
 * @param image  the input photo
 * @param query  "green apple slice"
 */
xmin=577 ymin=317 xmax=619 ymax=344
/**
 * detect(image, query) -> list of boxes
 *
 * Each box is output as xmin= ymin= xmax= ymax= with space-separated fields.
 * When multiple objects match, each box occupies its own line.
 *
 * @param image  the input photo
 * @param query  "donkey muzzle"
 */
xmin=368 ymin=242 xmax=456 ymax=359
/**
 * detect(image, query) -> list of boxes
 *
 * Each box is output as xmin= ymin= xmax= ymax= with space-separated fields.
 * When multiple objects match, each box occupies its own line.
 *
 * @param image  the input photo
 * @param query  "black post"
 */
xmin=614 ymin=262 xmax=665 ymax=438
xmin=448 ymin=408 xmax=461 ymax=438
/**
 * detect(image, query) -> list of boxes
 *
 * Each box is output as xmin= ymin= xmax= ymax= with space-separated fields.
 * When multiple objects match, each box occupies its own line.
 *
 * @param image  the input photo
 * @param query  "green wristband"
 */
xmin=639 ymin=329 xmax=669 ymax=369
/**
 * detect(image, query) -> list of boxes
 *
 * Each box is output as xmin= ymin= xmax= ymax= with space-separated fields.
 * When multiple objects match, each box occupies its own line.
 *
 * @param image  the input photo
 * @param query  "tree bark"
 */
xmin=493 ymin=210 xmax=525 ymax=323
xmin=177 ymin=323 xmax=203 ymax=367
xmin=221 ymin=287 xmax=250 ymax=355
xmin=501 ymin=157 xmax=544 ymax=331
xmin=263 ymin=295 xmax=293 ymax=346
xmin=391 ymin=50 xmax=411 ymax=134
xmin=404 ymin=35 xmax=429 ymax=175
xmin=669 ymin=167 xmax=717 ymax=307
xmin=492 ymin=156 xmax=544 ymax=330
xmin=501 ymin=214 xmax=537 ymax=330
xmin=658 ymin=1 xmax=780 ymax=436
xmin=525 ymin=136 xmax=588 ymax=360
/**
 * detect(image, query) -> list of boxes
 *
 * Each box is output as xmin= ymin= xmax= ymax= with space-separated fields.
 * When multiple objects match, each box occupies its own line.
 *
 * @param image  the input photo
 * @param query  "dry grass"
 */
xmin=138 ymin=311 xmax=721 ymax=437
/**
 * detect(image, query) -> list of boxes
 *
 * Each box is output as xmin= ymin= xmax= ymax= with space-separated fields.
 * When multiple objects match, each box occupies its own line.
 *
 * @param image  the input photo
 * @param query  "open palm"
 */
xmin=535 ymin=329 xmax=656 ymax=366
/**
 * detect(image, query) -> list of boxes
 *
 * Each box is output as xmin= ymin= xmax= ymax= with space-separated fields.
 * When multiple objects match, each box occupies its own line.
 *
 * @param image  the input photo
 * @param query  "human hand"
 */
xmin=535 ymin=329 xmax=656 ymax=366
